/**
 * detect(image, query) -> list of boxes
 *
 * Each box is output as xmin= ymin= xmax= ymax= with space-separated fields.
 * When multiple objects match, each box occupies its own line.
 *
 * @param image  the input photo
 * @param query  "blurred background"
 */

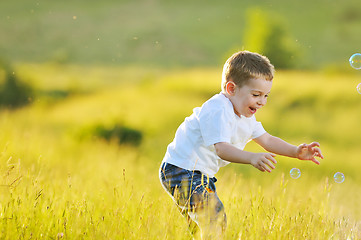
xmin=1 ymin=0 xmax=361 ymax=69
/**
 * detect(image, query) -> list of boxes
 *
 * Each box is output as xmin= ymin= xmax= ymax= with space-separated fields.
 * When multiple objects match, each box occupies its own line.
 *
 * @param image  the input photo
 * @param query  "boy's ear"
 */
xmin=225 ymin=81 xmax=236 ymax=95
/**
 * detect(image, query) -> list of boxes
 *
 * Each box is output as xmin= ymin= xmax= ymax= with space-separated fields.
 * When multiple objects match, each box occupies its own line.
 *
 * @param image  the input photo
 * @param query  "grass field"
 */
xmin=0 ymin=63 xmax=360 ymax=239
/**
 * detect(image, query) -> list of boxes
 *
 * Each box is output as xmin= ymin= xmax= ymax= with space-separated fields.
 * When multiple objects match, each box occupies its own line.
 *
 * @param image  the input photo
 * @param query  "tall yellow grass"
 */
xmin=0 ymin=64 xmax=360 ymax=239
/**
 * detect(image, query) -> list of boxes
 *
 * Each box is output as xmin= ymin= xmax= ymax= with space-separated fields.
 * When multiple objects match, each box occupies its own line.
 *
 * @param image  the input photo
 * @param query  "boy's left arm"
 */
xmin=253 ymin=133 xmax=324 ymax=165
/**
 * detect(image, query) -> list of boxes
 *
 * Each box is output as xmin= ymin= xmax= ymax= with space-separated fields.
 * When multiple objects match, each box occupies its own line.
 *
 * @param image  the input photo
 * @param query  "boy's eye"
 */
xmin=252 ymin=94 xmax=260 ymax=97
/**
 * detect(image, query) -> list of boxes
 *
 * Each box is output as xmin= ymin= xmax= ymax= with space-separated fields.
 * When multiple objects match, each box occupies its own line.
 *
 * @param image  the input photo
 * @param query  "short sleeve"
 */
xmin=251 ymin=120 xmax=266 ymax=139
xmin=197 ymin=103 xmax=234 ymax=147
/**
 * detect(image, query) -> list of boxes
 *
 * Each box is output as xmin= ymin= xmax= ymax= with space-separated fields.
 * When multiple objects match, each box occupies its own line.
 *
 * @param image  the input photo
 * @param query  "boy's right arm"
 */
xmin=214 ymin=142 xmax=277 ymax=172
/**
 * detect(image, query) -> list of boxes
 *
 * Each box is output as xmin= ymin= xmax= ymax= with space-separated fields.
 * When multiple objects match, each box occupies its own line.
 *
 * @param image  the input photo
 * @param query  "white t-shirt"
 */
xmin=162 ymin=93 xmax=266 ymax=177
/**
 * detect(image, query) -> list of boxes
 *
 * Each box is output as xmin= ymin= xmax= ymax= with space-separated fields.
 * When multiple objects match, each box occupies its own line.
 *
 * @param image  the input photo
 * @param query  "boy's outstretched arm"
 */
xmin=253 ymin=132 xmax=324 ymax=165
xmin=214 ymin=142 xmax=277 ymax=172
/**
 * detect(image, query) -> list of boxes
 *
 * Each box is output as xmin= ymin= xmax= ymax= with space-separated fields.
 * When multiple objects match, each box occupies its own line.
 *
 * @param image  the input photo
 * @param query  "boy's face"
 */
xmin=226 ymin=77 xmax=272 ymax=118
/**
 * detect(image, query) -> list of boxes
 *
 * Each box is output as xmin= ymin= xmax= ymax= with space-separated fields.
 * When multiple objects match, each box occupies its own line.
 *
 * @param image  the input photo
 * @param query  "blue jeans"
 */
xmin=159 ymin=162 xmax=226 ymax=232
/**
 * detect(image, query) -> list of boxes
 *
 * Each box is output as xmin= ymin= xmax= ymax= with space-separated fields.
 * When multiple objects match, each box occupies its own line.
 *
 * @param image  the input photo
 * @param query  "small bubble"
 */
xmin=349 ymin=53 xmax=361 ymax=70
xmin=333 ymin=172 xmax=345 ymax=183
xmin=73 ymin=16 xmax=77 ymax=20
xmin=357 ymin=83 xmax=361 ymax=94
xmin=290 ymin=168 xmax=301 ymax=179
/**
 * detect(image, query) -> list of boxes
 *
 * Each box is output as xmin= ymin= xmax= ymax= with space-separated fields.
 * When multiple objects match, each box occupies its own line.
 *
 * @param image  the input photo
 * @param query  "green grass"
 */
xmin=0 ymin=64 xmax=361 ymax=239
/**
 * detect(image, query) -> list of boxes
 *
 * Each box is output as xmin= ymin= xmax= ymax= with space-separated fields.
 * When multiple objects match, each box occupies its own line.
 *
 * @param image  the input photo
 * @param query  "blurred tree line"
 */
xmin=0 ymin=59 xmax=33 ymax=108
xmin=242 ymin=8 xmax=300 ymax=69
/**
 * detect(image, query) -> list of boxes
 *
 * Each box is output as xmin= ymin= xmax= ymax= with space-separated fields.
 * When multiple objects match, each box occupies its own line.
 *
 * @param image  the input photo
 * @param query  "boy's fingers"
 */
xmin=310 ymin=142 xmax=320 ymax=146
xmin=258 ymin=165 xmax=265 ymax=172
xmin=311 ymin=158 xmax=320 ymax=165
xmin=315 ymin=149 xmax=324 ymax=159
xmin=258 ymin=153 xmax=277 ymax=172
xmin=263 ymin=164 xmax=272 ymax=172
xmin=267 ymin=160 xmax=275 ymax=169
xmin=263 ymin=157 xmax=275 ymax=170
xmin=267 ymin=153 xmax=277 ymax=164
xmin=309 ymin=142 xmax=320 ymax=148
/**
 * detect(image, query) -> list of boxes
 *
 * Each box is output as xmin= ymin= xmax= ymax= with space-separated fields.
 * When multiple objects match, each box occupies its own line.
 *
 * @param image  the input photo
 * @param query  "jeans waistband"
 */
xmin=160 ymin=162 xmax=217 ymax=183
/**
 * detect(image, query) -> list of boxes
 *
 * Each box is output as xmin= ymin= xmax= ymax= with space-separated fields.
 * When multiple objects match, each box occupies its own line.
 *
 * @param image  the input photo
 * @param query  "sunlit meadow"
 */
xmin=0 ymin=64 xmax=361 ymax=239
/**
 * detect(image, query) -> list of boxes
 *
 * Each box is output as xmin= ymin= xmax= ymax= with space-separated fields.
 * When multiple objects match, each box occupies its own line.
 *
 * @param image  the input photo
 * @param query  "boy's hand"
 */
xmin=250 ymin=152 xmax=277 ymax=173
xmin=296 ymin=142 xmax=324 ymax=164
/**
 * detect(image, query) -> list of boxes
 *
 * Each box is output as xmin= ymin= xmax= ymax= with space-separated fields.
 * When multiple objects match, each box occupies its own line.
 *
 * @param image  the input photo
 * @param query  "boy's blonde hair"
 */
xmin=221 ymin=50 xmax=275 ymax=92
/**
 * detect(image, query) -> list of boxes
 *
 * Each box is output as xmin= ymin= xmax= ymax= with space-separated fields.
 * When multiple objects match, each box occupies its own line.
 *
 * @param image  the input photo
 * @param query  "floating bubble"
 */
xmin=349 ymin=53 xmax=361 ymax=70
xmin=290 ymin=168 xmax=301 ymax=179
xmin=357 ymin=83 xmax=361 ymax=94
xmin=333 ymin=172 xmax=345 ymax=183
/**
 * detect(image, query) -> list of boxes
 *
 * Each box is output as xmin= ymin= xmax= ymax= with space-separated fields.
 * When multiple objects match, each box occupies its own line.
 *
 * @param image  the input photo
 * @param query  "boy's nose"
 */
xmin=258 ymin=98 xmax=267 ymax=106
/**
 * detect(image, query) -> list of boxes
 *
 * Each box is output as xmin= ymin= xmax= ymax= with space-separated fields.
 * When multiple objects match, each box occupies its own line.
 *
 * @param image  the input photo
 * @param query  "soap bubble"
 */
xmin=290 ymin=168 xmax=301 ymax=179
xmin=333 ymin=172 xmax=345 ymax=183
xmin=349 ymin=53 xmax=361 ymax=70
xmin=357 ymin=83 xmax=361 ymax=94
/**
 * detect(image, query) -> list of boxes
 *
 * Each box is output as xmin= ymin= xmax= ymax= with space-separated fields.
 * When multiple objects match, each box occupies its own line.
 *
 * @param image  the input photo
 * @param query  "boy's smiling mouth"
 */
xmin=249 ymin=106 xmax=257 ymax=114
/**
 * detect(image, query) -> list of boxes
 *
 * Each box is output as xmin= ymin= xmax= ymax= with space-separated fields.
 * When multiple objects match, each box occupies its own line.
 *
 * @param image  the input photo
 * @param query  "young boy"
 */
xmin=159 ymin=50 xmax=323 ymax=239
